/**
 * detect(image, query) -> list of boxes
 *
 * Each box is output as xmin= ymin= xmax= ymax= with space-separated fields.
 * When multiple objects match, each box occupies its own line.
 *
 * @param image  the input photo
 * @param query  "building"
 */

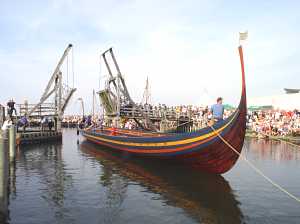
xmin=248 ymin=89 xmax=300 ymax=110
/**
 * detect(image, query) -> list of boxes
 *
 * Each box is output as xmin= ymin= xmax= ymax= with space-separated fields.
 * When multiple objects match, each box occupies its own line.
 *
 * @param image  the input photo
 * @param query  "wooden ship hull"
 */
xmin=82 ymin=46 xmax=247 ymax=174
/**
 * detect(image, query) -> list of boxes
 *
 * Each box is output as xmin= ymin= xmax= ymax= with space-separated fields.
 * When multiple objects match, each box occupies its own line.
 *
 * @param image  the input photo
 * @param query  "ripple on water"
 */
xmin=7 ymin=129 xmax=300 ymax=224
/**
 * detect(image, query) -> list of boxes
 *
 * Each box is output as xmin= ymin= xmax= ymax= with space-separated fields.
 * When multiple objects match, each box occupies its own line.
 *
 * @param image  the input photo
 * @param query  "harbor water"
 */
xmin=7 ymin=129 xmax=300 ymax=223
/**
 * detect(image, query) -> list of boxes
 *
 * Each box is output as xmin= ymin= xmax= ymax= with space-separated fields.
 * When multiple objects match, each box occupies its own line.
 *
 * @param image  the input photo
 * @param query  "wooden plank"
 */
xmin=18 ymin=131 xmax=62 ymax=145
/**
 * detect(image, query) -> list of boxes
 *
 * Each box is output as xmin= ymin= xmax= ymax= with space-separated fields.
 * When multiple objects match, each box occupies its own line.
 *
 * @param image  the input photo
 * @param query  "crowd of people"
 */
xmin=62 ymin=115 xmax=100 ymax=128
xmin=247 ymin=110 xmax=300 ymax=137
xmin=1 ymin=99 xmax=56 ymax=132
xmin=1 ymin=115 xmax=55 ymax=132
xmin=3 ymin=98 xmax=300 ymax=137
xmin=63 ymin=109 xmax=300 ymax=137
xmin=62 ymin=97 xmax=234 ymax=131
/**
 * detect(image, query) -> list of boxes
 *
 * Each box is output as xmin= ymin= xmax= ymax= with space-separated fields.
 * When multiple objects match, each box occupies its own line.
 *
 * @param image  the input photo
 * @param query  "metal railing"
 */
xmin=16 ymin=103 xmax=57 ymax=118
xmin=119 ymin=105 xmax=192 ymax=121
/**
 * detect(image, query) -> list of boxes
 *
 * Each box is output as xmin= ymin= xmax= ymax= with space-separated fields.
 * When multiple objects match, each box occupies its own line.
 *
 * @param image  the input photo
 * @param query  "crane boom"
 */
xmin=27 ymin=44 xmax=73 ymax=117
xmin=40 ymin=44 xmax=73 ymax=101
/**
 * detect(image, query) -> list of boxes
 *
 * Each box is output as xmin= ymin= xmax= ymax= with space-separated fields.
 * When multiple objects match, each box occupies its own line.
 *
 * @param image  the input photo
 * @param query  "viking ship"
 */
xmin=82 ymin=45 xmax=247 ymax=174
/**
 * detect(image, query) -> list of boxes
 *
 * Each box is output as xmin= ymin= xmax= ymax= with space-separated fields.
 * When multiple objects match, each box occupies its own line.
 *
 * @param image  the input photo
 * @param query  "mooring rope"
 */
xmin=72 ymin=47 xmax=75 ymax=88
xmin=210 ymin=125 xmax=300 ymax=203
xmin=66 ymin=54 xmax=69 ymax=87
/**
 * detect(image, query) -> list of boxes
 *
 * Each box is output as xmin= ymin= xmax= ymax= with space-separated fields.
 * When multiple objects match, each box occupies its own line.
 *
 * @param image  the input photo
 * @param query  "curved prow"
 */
xmin=204 ymin=45 xmax=248 ymax=174
xmin=238 ymin=45 xmax=247 ymax=112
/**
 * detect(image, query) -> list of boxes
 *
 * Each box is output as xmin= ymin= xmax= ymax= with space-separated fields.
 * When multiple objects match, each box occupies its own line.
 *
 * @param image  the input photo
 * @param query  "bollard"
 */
xmin=0 ymin=130 xmax=9 ymax=217
xmin=9 ymin=125 xmax=16 ymax=162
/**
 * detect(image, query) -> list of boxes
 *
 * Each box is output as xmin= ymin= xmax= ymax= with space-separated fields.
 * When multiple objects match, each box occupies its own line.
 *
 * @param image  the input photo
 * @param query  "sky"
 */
xmin=0 ymin=0 xmax=300 ymax=114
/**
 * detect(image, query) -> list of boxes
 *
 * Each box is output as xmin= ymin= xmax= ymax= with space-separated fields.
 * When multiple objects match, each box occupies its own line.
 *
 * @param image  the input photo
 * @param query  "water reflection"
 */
xmin=245 ymin=138 xmax=300 ymax=161
xmin=101 ymin=164 xmax=128 ymax=224
xmin=16 ymin=143 xmax=74 ymax=222
xmin=9 ymin=161 xmax=16 ymax=199
xmin=7 ymin=131 xmax=300 ymax=223
xmin=80 ymin=141 xmax=244 ymax=224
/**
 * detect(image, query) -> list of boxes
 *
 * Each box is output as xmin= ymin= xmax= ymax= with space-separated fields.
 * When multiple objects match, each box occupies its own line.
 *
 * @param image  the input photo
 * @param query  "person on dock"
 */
xmin=48 ymin=117 xmax=54 ymax=131
xmin=40 ymin=116 xmax=49 ymax=131
xmin=7 ymin=99 xmax=17 ymax=119
xmin=211 ymin=97 xmax=224 ymax=122
xmin=17 ymin=115 xmax=28 ymax=132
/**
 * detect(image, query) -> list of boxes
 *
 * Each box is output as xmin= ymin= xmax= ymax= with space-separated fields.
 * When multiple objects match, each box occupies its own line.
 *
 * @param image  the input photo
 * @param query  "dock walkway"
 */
xmin=17 ymin=131 xmax=62 ymax=145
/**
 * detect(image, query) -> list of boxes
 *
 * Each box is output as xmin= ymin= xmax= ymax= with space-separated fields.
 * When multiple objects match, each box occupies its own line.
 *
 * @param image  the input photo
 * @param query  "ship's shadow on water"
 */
xmin=80 ymin=140 xmax=245 ymax=224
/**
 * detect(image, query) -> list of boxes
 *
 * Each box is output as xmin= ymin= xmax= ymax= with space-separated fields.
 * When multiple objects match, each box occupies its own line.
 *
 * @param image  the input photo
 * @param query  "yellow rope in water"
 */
xmin=210 ymin=125 xmax=300 ymax=203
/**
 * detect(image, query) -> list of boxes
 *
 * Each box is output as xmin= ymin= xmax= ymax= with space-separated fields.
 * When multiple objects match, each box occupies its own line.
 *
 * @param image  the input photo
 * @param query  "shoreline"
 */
xmin=246 ymin=130 xmax=300 ymax=144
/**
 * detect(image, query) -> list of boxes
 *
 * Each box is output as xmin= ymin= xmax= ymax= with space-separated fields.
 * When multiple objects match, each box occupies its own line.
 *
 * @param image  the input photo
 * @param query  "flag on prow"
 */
xmin=239 ymin=31 xmax=248 ymax=44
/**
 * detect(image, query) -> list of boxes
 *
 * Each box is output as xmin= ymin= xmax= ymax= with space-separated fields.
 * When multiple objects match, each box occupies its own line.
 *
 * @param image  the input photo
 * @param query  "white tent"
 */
xmin=248 ymin=93 xmax=300 ymax=110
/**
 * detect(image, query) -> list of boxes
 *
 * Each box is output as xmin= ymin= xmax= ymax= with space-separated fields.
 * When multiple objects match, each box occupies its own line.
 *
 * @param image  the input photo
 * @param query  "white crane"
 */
xmin=27 ymin=44 xmax=76 ymax=130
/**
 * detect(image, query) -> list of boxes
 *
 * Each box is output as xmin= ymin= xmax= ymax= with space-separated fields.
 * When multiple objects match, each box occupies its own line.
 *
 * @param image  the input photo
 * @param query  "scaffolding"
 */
xmin=98 ymin=48 xmax=159 ymax=131
xmin=96 ymin=48 xmax=197 ymax=132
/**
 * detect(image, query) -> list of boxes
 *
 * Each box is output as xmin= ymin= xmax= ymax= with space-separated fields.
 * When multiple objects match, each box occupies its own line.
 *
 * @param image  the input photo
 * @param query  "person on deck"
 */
xmin=211 ymin=97 xmax=224 ymax=122
xmin=85 ymin=115 xmax=92 ymax=128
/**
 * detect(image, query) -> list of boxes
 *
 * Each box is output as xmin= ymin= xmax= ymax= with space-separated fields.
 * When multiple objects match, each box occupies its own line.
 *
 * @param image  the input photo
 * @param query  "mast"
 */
xmin=98 ymin=47 xmax=158 ymax=131
xmin=116 ymin=71 xmax=121 ymax=128
xmin=142 ymin=77 xmax=151 ymax=105
xmin=92 ymin=89 xmax=95 ymax=118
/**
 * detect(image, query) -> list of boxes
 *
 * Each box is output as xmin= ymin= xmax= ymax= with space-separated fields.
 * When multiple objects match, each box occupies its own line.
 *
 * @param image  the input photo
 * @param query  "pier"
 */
xmin=1 ymin=44 xmax=76 ymax=147
xmin=0 ymin=44 xmax=77 ymax=219
xmin=17 ymin=131 xmax=62 ymax=145
xmin=0 ymin=126 xmax=16 ymax=218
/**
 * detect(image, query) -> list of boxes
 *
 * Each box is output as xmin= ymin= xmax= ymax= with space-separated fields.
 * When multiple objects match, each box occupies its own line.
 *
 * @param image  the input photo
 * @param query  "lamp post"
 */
xmin=77 ymin=98 xmax=85 ymax=118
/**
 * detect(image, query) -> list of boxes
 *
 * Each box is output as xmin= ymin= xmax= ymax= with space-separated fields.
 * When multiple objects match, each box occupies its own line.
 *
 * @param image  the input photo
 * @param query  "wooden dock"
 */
xmin=17 ymin=131 xmax=62 ymax=145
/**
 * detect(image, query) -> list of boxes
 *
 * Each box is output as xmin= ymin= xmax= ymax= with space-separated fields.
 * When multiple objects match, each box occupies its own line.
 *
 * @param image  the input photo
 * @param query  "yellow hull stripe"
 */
xmin=84 ymin=110 xmax=239 ymax=147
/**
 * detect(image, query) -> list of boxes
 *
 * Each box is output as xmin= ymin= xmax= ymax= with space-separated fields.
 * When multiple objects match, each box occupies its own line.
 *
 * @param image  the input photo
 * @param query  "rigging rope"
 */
xmin=99 ymin=55 xmax=102 ymax=89
xmin=72 ymin=48 xmax=75 ymax=88
xmin=66 ymin=54 xmax=69 ymax=87
xmin=209 ymin=125 xmax=300 ymax=203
